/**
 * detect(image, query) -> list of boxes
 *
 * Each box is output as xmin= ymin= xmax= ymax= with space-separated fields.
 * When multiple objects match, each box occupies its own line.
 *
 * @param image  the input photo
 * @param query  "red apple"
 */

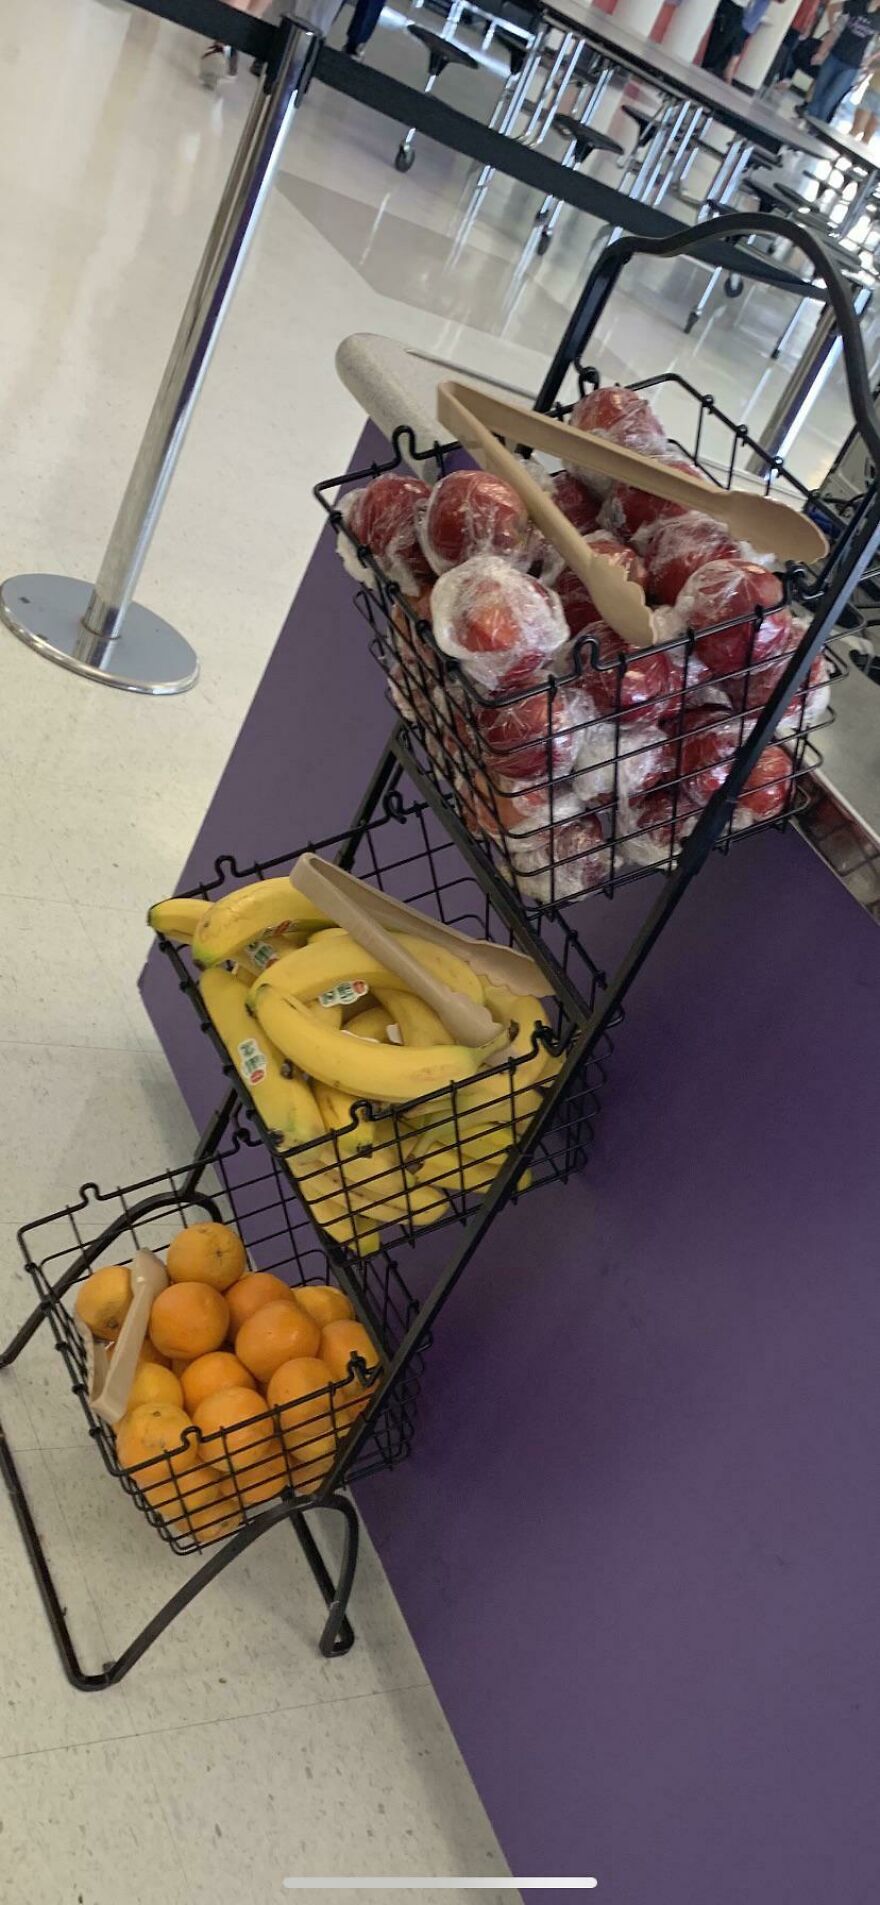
xmin=674 ymin=560 xmax=789 ymax=683
xmin=601 ymin=457 xmax=699 ymax=542
xmin=639 ymin=512 xmax=743 ymax=607
xmin=734 ymin=745 xmax=794 ymax=827
xmin=341 ymin=473 xmax=433 ymax=594
xmin=476 ymin=680 xmax=587 ymax=784
xmin=430 ymin=556 xmax=567 ymax=693
xmin=508 ymin=809 xmax=610 ymax=903
xmin=420 ymin=469 xmax=533 ymax=572
xmin=569 ymin=385 xmax=666 ymax=449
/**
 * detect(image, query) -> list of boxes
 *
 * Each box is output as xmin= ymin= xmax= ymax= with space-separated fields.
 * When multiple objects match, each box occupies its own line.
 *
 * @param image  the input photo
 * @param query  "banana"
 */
xmin=148 ymin=896 xmax=211 ymax=943
xmin=374 ymin=986 xmax=453 ymax=1047
xmin=198 ymin=969 xmax=325 ymax=1151
xmin=192 ymin=877 xmax=329 ymax=968
xmin=234 ymin=931 xmax=308 ymax=978
xmin=252 ymin=983 xmax=506 ymax=1105
xmin=313 ymin=1081 xmax=382 ymax=1156
xmin=255 ymin=930 xmax=485 ymax=1008
xmin=346 ymin=1004 xmax=393 ymax=1041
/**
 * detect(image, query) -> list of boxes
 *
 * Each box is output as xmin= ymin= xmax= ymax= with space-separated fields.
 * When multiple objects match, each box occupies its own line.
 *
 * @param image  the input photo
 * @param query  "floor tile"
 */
xmin=0 ymin=1735 xmax=190 ymax=1905
xmin=44 ymin=1445 xmax=427 ymax=1732
xmin=0 ymin=1044 xmax=196 ymax=1229
xmin=0 ymin=1448 xmax=134 ymax=1755
xmin=0 ymin=893 xmax=142 ymax=1052
xmin=143 ymin=1684 xmax=510 ymax=1905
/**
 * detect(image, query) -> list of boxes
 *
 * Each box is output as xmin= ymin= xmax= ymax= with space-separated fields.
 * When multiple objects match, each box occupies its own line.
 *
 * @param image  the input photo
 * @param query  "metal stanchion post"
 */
xmin=0 ymin=14 xmax=316 ymax=695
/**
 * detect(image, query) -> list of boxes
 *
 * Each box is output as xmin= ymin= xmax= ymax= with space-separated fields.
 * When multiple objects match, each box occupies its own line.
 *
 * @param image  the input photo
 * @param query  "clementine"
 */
xmin=166 ymin=1221 xmax=246 ymax=1291
xmin=320 ymin=1321 xmax=381 ymax=1419
xmin=116 ymin=1402 xmax=202 ymax=1515
xmin=266 ymin=1357 xmax=337 ymax=1464
xmin=181 ymin=1351 xmax=256 ymax=1416
xmin=192 ymin=1384 xmax=277 ymax=1475
xmin=235 ymin=1299 xmax=321 ymax=1386
xmin=225 ymin=1271 xmax=298 ymax=1335
xmin=149 ymin=1282 xmax=229 ymax=1360
xmin=123 ymin=1363 xmax=183 ymax=1415
xmin=294 ymin=1284 xmax=354 ymax=1329
xmin=75 ymin=1264 xmax=131 ymax=1342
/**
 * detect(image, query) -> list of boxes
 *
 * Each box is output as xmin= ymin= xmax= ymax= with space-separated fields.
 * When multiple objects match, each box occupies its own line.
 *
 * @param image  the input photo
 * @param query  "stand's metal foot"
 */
xmin=0 ymin=576 xmax=198 ymax=696
xmin=0 ymin=1419 xmax=360 ymax=1690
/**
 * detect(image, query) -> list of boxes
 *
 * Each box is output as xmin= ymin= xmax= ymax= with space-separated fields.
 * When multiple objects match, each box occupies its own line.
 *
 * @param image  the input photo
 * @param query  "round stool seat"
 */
xmin=554 ymin=112 xmax=623 ymax=157
xmin=405 ymin=24 xmax=479 ymax=69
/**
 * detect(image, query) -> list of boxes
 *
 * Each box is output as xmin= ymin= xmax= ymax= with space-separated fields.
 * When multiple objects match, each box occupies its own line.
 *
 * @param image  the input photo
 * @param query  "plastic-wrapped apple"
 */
xmin=508 ymin=809 xmax=610 ymax=902
xmin=674 ymin=704 xmax=754 ymax=807
xmin=732 ymin=745 xmax=794 ymax=829
xmin=339 ymin=473 xmax=433 ymax=595
xmin=476 ymin=679 xmax=587 ymax=784
xmin=617 ymin=722 xmax=679 ymax=804
xmin=555 ymin=534 xmax=648 ymax=637
xmin=600 ymin=456 xmax=700 ymax=541
xmin=419 ymin=469 xmax=534 ymax=573
xmin=674 ymin=560 xmax=790 ymax=684
xmin=619 ymin=789 xmax=694 ymax=869
xmin=548 ymin=470 xmax=602 ymax=536
xmin=576 ymin=620 xmax=685 ymax=727
xmin=637 ymin=511 xmax=743 ymax=606
xmin=569 ymin=385 xmax=667 ymax=451
xmin=430 ymin=556 xmax=567 ymax=693
xmin=774 ymin=651 xmax=831 ymax=737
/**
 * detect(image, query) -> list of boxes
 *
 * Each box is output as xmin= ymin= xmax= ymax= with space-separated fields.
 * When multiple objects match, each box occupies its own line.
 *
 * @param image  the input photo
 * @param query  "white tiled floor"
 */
xmin=0 ymin=0 xmax=871 ymax=1896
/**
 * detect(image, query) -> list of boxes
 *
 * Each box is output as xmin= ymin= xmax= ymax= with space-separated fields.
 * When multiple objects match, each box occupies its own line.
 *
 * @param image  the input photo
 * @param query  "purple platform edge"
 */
xmin=140 ymin=426 xmax=880 ymax=1905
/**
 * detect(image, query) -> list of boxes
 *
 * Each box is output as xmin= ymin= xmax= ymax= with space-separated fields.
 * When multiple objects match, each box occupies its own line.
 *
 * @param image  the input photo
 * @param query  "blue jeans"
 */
xmin=809 ymin=51 xmax=861 ymax=121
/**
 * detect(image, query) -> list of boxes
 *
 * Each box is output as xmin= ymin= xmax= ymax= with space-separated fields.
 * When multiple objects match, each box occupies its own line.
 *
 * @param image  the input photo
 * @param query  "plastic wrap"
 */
xmin=637 ymin=511 xmax=744 ymax=607
xmin=618 ymin=789 xmax=694 ymax=869
xmin=476 ymin=679 xmax=588 ymax=784
xmin=600 ymin=456 xmax=699 ymax=542
xmin=507 ymin=809 xmax=610 ymax=902
xmin=419 ymin=469 xmax=535 ymax=573
xmin=673 ymin=559 xmax=790 ymax=684
xmin=674 ymin=705 xmax=755 ymax=807
xmin=774 ymin=650 xmax=831 ymax=737
xmin=339 ymin=473 xmax=433 ymax=595
xmin=454 ymin=769 xmax=582 ymax=843
xmin=576 ymin=620 xmax=689 ymax=726
xmin=556 ymin=535 xmax=648 ymax=637
xmin=731 ymin=744 xmax=795 ymax=830
xmin=430 ymin=556 xmax=568 ymax=693
xmin=536 ymin=470 xmax=603 ymax=584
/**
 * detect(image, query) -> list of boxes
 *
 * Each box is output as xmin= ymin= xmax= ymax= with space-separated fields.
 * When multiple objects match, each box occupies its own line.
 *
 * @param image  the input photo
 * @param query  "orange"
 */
xmin=181 ymin=1351 xmax=256 ymax=1417
xmin=116 ymin=1402 xmax=202 ymax=1516
xmin=235 ymin=1299 xmax=321 ymax=1386
xmin=320 ymin=1321 xmax=381 ymax=1419
xmin=75 ymin=1264 xmax=131 ymax=1342
xmin=149 ymin=1282 xmax=229 ymax=1360
xmin=193 ymin=1385 xmax=278 ymax=1476
xmin=225 ymin=1272 xmax=299 ymax=1335
xmin=124 ymin=1363 xmax=183 ymax=1414
xmin=233 ymin=1450 xmax=288 ymax=1506
xmin=135 ymin=1339 xmax=169 ymax=1369
xmin=187 ymin=1474 xmax=244 ymax=1542
xmin=166 ymin=1221 xmax=246 ymax=1292
xmin=266 ymin=1357 xmax=337 ymax=1465
xmin=294 ymin=1284 xmax=354 ymax=1329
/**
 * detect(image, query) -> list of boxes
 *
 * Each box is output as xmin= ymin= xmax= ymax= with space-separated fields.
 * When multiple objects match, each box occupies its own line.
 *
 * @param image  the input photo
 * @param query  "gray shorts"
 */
xmin=861 ymin=84 xmax=880 ymax=115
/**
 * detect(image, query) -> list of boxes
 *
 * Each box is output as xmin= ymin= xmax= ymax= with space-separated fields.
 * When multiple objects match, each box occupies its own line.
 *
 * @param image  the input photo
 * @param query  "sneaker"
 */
xmin=199 ymin=42 xmax=234 ymax=88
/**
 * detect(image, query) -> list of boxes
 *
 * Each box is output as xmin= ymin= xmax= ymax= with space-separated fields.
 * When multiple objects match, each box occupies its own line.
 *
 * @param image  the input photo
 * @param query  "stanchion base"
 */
xmin=0 ymin=575 xmax=199 ymax=695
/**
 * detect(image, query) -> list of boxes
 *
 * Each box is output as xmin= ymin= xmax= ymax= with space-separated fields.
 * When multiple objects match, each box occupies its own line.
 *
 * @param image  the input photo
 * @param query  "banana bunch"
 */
xmin=149 ymin=876 xmax=562 ymax=1255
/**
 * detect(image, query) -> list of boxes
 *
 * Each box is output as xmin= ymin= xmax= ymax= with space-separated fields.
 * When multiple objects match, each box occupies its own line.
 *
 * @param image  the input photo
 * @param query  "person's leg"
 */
xmin=701 ymin=0 xmax=745 ymax=75
xmin=809 ymin=53 xmax=858 ymax=121
xmin=344 ymin=0 xmax=385 ymax=56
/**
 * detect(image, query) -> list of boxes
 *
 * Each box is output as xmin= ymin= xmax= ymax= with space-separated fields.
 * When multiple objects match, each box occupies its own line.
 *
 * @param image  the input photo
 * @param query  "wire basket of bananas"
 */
xmin=149 ymin=797 xmax=611 ymax=1259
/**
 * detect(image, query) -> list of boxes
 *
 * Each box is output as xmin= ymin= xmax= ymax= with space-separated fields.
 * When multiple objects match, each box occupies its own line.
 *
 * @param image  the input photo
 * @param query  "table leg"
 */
xmin=748 ymin=284 xmax=874 ymax=472
xmin=521 ymin=30 xmax=577 ymax=145
xmin=472 ymin=22 xmax=549 ymax=196
xmin=653 ymin=102 xmax=701 ymax=208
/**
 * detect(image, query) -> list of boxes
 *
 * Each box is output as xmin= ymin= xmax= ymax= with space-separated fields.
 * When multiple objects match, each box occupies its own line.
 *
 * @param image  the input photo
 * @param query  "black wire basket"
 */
xmin=17 ymin=1130 xmax=425 ymax=1556
xmin=315 ymin=372 xmax=844 ymax=914
xmin=156 ymin=793 xmax=611 ymax=1261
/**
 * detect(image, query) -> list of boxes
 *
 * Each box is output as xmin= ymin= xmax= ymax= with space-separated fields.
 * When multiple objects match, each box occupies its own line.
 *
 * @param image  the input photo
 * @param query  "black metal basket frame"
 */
xmin=316 ymin=373 xmax=842 ymax=912
xmin=159 ymin=792 xmax=612 ymax=1254
xmin=5 ymin=214 xmax=880 ymax=1695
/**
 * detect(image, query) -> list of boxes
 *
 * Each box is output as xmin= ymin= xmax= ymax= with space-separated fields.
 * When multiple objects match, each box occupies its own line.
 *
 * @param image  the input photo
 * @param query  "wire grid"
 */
xmin=159 ymin=794 xmax=611 ymax=1257
xmin=314 ymin=374 xmax=842 ymax=915
xmin=17 ymin=1130 xmax=424 ymax=1556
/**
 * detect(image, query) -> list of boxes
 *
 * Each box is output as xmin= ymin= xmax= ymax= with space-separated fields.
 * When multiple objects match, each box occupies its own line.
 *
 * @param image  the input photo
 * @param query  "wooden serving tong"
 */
xmin=290 ymin=854 xmax=551 ymax=1048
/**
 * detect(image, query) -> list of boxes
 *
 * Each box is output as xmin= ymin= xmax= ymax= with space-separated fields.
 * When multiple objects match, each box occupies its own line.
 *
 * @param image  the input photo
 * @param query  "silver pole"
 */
xmin=0 ymin=15 xmax=315 ymax=695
